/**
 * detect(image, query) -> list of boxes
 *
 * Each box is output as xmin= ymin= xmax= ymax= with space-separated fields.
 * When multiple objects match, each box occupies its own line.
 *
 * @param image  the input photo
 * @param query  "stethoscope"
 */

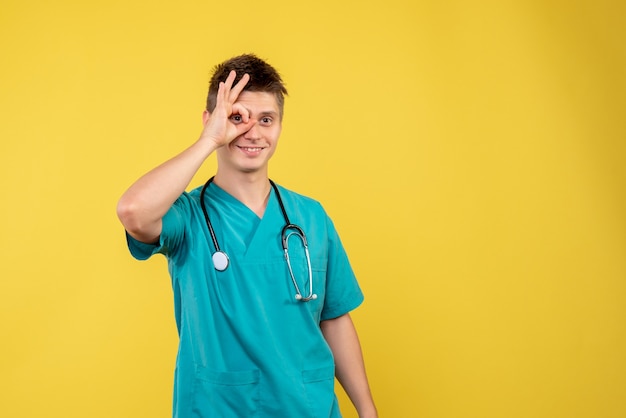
xmin=200 ymin=177 xmax=317 ymax=302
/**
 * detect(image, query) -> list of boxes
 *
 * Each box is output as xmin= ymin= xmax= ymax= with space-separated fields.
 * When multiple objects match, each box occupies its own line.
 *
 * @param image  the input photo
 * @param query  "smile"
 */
xmin=236 ymin=145 xmax=266 ymax=153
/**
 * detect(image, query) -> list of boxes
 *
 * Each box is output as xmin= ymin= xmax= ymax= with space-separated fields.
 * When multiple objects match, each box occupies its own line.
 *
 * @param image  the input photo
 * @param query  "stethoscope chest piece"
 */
xmin=212 ymin=251 xmax=229 ymax=272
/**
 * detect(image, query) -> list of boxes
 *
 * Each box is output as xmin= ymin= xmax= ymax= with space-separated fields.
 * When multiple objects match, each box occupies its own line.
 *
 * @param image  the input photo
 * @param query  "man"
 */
xmin=117 ymin=54 xmax=377 ymax=417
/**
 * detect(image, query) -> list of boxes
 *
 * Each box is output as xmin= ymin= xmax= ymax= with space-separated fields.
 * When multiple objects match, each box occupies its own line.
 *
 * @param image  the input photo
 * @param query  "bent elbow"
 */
xmin=116 ymin=194 xmax=162 ymax=244
xmin=116 ymin=197 xmax=141 ymax=233
xmin=116 ymin=198 xmax=153 ymax=236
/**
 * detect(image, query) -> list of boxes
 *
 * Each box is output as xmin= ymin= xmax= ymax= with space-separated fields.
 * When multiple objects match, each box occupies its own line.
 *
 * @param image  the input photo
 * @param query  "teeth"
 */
xmin=242 ymin=147 xmax=262 ymax=151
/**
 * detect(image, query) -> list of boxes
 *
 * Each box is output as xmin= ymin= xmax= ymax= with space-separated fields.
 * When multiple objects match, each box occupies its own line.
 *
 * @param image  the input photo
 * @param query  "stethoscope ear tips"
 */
xmin=295 ymin=293 xmax=318 ymax=301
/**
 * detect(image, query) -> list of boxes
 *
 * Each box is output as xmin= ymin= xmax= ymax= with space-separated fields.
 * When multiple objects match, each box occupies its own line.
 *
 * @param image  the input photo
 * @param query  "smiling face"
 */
xmin=212 ymin=91 xmax=282 ymax=176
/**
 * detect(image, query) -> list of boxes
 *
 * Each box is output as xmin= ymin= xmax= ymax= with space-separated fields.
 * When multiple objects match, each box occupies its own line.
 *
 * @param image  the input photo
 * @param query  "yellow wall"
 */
xmin=1 ymin=1 xmax=625 ymax=417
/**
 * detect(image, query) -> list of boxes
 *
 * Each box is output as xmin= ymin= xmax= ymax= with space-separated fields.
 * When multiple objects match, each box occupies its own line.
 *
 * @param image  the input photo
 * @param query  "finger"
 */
xmin=215 ymin=81 xmax=228 ymax=107
xmin=215 ymin=71 xmax=236 ymax=104
xmin=231 ymin=103 xmax=250 ymax=123
xmin=231 ymin=117 xmax=256 ymax=139
xmin=229 ymin=73 xmax=250 ymax=102
xmin=223 ymin=70 xmax=237 ymax=89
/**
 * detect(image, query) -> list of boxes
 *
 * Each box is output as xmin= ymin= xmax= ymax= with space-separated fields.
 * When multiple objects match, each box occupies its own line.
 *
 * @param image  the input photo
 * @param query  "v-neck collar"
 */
xmin=204 ymin=182 xmax=283 ymax=257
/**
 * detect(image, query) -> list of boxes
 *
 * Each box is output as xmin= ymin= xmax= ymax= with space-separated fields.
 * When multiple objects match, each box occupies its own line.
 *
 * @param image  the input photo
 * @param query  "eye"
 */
xmin=230 ymin=114 xmax=243 ymax=124
xmin=259 ymin=117 xmax=273 ymax=126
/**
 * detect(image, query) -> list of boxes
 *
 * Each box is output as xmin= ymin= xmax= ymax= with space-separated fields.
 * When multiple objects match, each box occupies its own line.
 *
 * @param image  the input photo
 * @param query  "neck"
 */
xmin=213 ymin=170 xmax=271 ymax=218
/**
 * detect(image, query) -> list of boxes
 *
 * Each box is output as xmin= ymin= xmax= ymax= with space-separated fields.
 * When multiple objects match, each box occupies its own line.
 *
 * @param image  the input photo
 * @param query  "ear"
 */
xmin=202 ymin=110 xmax=210 ymax=126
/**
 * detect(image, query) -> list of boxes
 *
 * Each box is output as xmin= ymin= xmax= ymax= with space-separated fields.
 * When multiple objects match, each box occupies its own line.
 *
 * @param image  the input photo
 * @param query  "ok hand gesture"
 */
xmin=200 ymin=70 xmax=252 ymax=148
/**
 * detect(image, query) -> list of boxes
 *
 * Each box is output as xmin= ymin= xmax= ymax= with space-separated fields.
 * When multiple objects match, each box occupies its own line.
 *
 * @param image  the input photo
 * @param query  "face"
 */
xmin=213 ymin=91 xmax=282 ymax=175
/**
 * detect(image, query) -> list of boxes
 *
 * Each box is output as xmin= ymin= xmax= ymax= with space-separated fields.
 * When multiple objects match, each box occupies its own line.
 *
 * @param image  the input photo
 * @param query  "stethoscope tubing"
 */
xmin=199 ymin=177 xmax=316 ymax=301
xmin=200 ymin=178 xmax=222 ymax=253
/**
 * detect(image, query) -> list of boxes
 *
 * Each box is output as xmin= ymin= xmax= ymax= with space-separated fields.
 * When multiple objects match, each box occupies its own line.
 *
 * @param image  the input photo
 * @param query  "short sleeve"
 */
xmin=320 ymin=214 xmax=364 ymax=320
xmin=125 ymin=192 xmax=194 ymax=261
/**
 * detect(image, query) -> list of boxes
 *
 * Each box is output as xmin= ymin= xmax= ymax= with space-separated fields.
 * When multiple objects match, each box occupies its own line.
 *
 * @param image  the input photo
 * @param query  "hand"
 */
xmin=199 ymin=70 xmax=252 ymax=148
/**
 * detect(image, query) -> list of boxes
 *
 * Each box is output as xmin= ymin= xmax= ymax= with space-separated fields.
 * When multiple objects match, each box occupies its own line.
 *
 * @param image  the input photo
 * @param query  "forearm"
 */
xmin=117 ymin=137 xmax=218 ymax=242
xmin=320 ymin=314 xmax=377 ymax=418
xmin=117 ymin=71 xmax=252 ymax=243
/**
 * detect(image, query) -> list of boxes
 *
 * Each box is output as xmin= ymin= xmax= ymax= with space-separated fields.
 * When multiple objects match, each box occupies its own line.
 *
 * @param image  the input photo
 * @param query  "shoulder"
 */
xmin=187 ymin=185 xmax=204 ymax=200
xmin=273 ymin=183 xmax=325 ymax=212
xmin=161 ymin=187 xmax=204 ymax=228
xmin=272 ymin=183 xmax=333 ymax=230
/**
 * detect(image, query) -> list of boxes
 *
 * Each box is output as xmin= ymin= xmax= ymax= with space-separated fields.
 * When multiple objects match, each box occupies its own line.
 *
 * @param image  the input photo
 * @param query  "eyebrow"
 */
xmin=239 ymin=106 xmax=280 ymax=120
xmin=255 ymin=110 xmax=279 ymax=118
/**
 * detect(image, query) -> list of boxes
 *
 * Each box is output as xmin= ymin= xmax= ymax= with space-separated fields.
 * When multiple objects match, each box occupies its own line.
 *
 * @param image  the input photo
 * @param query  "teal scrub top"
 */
xmin=126 ymin=182 xmax=364 ymax=418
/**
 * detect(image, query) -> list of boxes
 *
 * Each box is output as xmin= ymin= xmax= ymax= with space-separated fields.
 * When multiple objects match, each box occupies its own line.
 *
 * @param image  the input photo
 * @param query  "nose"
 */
xmin=243 ymin=119 xmax=260 ymax=140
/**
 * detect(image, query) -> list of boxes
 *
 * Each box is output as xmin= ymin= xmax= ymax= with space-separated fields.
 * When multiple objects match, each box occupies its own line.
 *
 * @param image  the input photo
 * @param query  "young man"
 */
xmin=117 ymin=54 xmax=377 ymax=417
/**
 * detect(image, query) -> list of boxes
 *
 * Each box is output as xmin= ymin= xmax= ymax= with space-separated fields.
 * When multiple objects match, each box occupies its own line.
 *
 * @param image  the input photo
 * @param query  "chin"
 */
xmin=237 ymin=164 xmax=266 ymax=174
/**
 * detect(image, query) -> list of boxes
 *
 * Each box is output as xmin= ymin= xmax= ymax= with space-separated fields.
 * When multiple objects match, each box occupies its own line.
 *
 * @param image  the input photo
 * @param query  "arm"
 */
xmin=116 ymin=71 xmax=251 ymax=243
xmin=320 ymin=313 xmax=378 ymax=418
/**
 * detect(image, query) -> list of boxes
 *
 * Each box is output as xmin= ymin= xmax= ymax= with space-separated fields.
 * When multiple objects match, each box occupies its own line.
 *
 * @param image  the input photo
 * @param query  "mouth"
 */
xmin=235 ymin=145 xmax=267 ymax=156
xmin=237 ymin=146 xmax=264 ymax=152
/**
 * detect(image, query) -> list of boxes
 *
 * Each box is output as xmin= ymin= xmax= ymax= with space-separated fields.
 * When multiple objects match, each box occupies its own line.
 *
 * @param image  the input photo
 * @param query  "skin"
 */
xmin=322 ymin=314 xmax=378 ymax=418
xmin=117 ymin=71 xmax=255 ymax=243
xmin=117 ymin=70 xmax=377 ymax=417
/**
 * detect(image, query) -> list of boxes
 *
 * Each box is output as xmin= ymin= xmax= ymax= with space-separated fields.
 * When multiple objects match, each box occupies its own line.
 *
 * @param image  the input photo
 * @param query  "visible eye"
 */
xmin=259 ymin=117 xmax=273 ymax=126
xmin=230 ymin=114 xmax=243 ymax=124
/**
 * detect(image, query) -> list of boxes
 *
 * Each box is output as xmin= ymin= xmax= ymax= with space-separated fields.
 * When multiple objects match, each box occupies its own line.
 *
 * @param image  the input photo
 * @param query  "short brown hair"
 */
xmin=206 ymin=54 xmax=288 ymax=117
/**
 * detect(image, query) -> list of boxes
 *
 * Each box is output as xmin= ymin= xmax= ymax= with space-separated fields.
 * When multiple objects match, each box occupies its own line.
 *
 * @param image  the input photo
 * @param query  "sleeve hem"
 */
xmin=126 ymin=231 xmax=163 ymax=260
xmin=320 ymin=294 xmax=364 ymax=321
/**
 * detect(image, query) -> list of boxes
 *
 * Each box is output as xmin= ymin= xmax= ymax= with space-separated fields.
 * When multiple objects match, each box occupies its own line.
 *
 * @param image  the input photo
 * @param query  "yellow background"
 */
xmin=1 ymin=0 xmax=625 ymax=417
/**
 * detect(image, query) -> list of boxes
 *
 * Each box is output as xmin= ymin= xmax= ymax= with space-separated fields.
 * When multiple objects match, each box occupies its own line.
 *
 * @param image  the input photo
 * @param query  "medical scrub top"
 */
xmin=126 ymin=181 xmax=364 ymax=418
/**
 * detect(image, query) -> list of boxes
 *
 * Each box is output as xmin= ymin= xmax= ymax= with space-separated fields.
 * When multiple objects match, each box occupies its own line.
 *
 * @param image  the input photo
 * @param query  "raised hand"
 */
xmin=200 ymin=70 xmax=252 ymax=148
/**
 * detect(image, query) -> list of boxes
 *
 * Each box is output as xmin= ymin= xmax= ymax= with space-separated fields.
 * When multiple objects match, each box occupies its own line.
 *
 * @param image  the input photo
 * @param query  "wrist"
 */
xmin=357 ymin=403 xmax=378 ymax=418
xmin=196 ymin=133 xmax=222 ymax=154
